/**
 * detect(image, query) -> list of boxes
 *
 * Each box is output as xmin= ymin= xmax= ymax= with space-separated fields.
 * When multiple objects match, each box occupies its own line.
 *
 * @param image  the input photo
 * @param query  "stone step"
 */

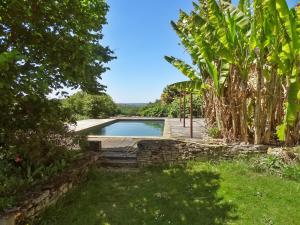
xmin=99 ymin=159 xmax=138 ymax=168
xmin=102 ymin=148 xmax=137 ymax=153
xmin=100 ymin=151 xmax=136 ymax=160
xmin=99 ymin=167 xmax=139 ymax=172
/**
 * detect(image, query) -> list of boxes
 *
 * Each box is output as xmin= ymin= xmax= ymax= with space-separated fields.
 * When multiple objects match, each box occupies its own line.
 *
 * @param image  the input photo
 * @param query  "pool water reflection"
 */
xmin=85 ymin=120 xmax=164 ymax=136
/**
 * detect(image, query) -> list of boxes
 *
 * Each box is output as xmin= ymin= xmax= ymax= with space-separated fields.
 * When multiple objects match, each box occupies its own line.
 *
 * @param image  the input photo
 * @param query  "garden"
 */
xmin=33 ymin=156 xmax=300 ymax=225
xmin=0 ymin=0 xmax=300 ymax=224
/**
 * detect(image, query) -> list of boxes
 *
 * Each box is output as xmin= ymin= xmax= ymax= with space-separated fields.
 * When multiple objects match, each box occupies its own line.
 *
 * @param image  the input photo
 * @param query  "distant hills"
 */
xmin=117 ymin=103 xmax=148 ymax=107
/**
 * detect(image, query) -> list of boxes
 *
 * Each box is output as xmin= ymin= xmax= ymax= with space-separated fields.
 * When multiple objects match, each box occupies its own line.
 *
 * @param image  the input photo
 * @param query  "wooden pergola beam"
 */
xmin=179 ymin=92 xmax=182 ymax=122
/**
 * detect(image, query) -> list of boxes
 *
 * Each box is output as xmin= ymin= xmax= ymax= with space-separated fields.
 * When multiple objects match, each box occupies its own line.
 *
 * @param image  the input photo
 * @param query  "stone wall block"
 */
xmin=137 ymin=139 xmax=268 ymax=167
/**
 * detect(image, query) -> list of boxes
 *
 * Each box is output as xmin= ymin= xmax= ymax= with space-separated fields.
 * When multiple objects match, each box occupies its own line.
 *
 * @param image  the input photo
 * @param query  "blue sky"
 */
xmin=101 ymin=0 xmax=298 ymax=103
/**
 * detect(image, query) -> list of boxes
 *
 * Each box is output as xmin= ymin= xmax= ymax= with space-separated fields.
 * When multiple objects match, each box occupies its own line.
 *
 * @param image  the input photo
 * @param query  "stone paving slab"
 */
xmin=165 ymin=118 xmax=210 ymax=139
xmin=70 ymin=119 xmax=116 ymax=132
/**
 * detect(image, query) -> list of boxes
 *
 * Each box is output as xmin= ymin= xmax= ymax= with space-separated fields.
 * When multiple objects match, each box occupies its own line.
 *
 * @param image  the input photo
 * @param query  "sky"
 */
xmin=99 ymin=0 xmax=298 ymax=103
xmin=101 ymin=0 xmax=193 ymax=103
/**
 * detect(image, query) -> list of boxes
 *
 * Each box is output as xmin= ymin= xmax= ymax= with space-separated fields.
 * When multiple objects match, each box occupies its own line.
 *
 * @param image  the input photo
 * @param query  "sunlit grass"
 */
xmin=34 ymin=159 xmax=300 ymax=225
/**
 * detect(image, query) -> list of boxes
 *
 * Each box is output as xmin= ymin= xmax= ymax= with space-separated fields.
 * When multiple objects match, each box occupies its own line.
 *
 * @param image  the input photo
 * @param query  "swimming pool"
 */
xmin=83 ymin=120 xmax=165 ymax=137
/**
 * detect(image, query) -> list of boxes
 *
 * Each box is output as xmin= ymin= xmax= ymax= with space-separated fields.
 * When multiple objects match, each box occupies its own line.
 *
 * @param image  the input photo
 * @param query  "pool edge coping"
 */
xmin=73 ymin=117 xmax=170 ymax=138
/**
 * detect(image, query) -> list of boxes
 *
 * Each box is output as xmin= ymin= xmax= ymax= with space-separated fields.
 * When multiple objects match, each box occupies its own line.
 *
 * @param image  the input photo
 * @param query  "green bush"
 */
xmin=139 ymin=101 xmax=169 ymax=117
xmin=168 ymin=95 xmax=203 ymax=118
xmin=117 ymin=104 xmax=145 ymax=116
xmin=139 ymin=95 xmax=203 ymax=118
xmin=1 ymin=96 xmax=80 ymax=163
xmin=250 ymin=155 xmax=300 ymax=181
xmin=0 ymin=149 xmax=80 ymax=210
xmin=160 ymin=85 xmax=181 ymax=104
xmin=282 ymin=165 xmax=300 ymax=180
xmin=62 ymin=92 xmax=119 ymax=119
xmin=0 ymin=96 xmax=84 ymax=210
xmin=208 ymin=126 xmax=222 ymax=138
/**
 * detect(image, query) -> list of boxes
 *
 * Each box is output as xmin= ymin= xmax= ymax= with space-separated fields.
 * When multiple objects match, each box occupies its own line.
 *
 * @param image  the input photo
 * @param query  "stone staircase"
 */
xmin=87 ymin=137 xmax=140 ymax=169
xmin=99 ymin=149 xmax=138 ymax=168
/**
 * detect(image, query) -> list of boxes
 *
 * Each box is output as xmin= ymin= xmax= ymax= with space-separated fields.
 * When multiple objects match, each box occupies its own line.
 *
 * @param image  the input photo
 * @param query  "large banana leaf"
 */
xmin=169 ymin=80 xmax=203 ymax=93
xmin=164 ymin=56 xmax=200 ymax=81
xmin=275 ymin=0 xmax=300 ymax=140
xmin=205 ymin=60 xmax=220 ymax=95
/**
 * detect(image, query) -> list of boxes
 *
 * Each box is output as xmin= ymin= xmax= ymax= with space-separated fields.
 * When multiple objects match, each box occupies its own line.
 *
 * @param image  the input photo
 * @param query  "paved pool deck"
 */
xmin=69 ymin=119 xmax=115 ymax=132
xmin=71 ymin=117 xmax=210 ymax=139
xmin=165 ymin=118 xmax=210 ymax=139
xmin=71 ymin=117 xmax=218 ymax=162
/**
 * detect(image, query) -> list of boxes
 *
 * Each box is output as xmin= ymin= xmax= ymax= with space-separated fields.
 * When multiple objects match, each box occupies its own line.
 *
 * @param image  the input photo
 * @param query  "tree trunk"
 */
xmin=254 ymin=63 xmax=262 ymax=144
xmin=240 ymin=81 xmax=249 ymax=143
xmin=215 ymin=95 xmax=222 ymax=131
xmin=230 ymin=67 xmax=239 ymax=141
xmin=264 ymin=69 xmax=277 ymax=144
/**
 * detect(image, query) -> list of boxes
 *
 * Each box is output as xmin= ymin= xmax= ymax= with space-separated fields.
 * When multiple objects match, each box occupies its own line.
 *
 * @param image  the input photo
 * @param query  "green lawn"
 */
xmin=33 ymin=159 xmax=300 ymax=225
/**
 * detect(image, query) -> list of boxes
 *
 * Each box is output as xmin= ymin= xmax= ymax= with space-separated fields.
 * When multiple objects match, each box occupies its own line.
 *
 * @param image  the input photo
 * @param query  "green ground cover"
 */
xmin=0 ymin=150 xmax=82 ymax=211
xmin=33 ymin=158 xmax=300 ymax=225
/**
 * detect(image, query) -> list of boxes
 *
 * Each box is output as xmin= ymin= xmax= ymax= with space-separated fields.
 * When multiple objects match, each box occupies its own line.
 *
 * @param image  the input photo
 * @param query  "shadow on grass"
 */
xmin=34 ymin=165 xmax=237 ymax=225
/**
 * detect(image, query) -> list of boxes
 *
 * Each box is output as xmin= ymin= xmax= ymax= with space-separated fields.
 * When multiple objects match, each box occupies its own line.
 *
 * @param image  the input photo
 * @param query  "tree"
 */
xmin=160 ymin=85 xmax=181 ymax=104
xmin=62 ymin=92 xmax=119 ymax=119
xmin=0 ymin=0 xmax=113 ymax=98
xmin=0 ymin=0 xmax=114 ymax=162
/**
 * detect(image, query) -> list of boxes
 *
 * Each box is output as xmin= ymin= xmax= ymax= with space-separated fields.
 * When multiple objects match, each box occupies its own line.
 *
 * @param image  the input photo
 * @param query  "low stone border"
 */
xmin=0 ymin=152 xmax=100 ymax=225
xmin=137 ymin=139 xmax=268 ymax=167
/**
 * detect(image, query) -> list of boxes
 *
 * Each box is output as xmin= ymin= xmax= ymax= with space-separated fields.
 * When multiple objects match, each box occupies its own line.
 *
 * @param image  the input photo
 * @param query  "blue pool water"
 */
xmin=85 ymin=120 xmax=164 ymax=136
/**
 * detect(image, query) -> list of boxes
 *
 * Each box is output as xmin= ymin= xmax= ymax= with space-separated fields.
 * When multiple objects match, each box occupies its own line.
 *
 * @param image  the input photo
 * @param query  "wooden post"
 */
xmin=183 ymin=92 xmax=186 ymax=127
xmin=190 ymin=92 xmax=193 ymax=138
xmin=179 ymin=92 xmax=182 ymax=122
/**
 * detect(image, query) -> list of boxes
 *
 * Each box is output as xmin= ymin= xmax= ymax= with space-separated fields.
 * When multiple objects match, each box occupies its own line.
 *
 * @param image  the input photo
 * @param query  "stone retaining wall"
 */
xmin=0 ymin=152 xmax=100 ymax=225
xmin=137 ymin=139 xmax=268 ymax=167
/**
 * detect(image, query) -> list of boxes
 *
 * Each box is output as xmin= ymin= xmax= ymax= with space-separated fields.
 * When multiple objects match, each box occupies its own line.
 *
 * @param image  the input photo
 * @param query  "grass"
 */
xmin=33 ymin=159 xmax=300 ymax=225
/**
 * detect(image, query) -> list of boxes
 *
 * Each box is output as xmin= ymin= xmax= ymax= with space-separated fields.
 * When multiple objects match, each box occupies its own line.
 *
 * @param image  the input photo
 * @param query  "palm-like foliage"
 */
xmin=166 ymin=0 xmax=300 ymax=145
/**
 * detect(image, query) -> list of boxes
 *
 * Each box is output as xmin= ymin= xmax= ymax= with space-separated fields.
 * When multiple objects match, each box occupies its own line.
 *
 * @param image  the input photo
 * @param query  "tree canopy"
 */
xmin=0 ymin=0 xmax=114 ymax=163
xmin=62 ymin=92 xmax=119 ymax=120
xmin=0 ymin=0 xmax=114 ymax=98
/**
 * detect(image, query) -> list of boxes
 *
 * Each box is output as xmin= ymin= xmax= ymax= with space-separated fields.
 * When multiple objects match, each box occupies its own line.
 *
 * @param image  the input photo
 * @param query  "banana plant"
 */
xmin=274 ymin=0 xmax=300 ymax=142
xmin=165 ymin=0 xmax=300 ymax=144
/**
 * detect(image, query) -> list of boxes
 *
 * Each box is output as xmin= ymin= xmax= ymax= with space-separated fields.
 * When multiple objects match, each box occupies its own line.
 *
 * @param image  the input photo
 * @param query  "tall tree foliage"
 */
xmin=160 ymin=85 xmax=182 ymax=104
xmin=62 ymin=92 xmax=119 ymax=120
xmin=0 ymin=1 xmax=114 ymax=161
xmin=166 ymin=0 xmax=300 ymax=145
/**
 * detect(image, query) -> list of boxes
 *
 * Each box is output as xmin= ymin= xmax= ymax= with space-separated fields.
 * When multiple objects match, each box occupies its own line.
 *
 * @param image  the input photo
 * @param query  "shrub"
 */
xmin=117 ymin=104 xmax=145 ymax=116
xmin=0 ymin=148 xmax=81 ymax=210
xmin=250 ymin=155 xmax=300 ymax=181
xmin=140 ymin=101 xmax=169 ymax=117
xmin=0 ymin=96 xmax=85 ymax=204
xmin=208 ymin=126 xmax=222 ymax=139
xmin=168 ymin=95 xmax=203 ymax=118
xmin=140 ymin=95 xmax=204 ymax=118
xmin=250 ymin=155 xmax=285 ymax=174
xmin=282 ymin=165 xmax=300 ymax=180
xmin=1 ymin=96 xmax=79 ymax=163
